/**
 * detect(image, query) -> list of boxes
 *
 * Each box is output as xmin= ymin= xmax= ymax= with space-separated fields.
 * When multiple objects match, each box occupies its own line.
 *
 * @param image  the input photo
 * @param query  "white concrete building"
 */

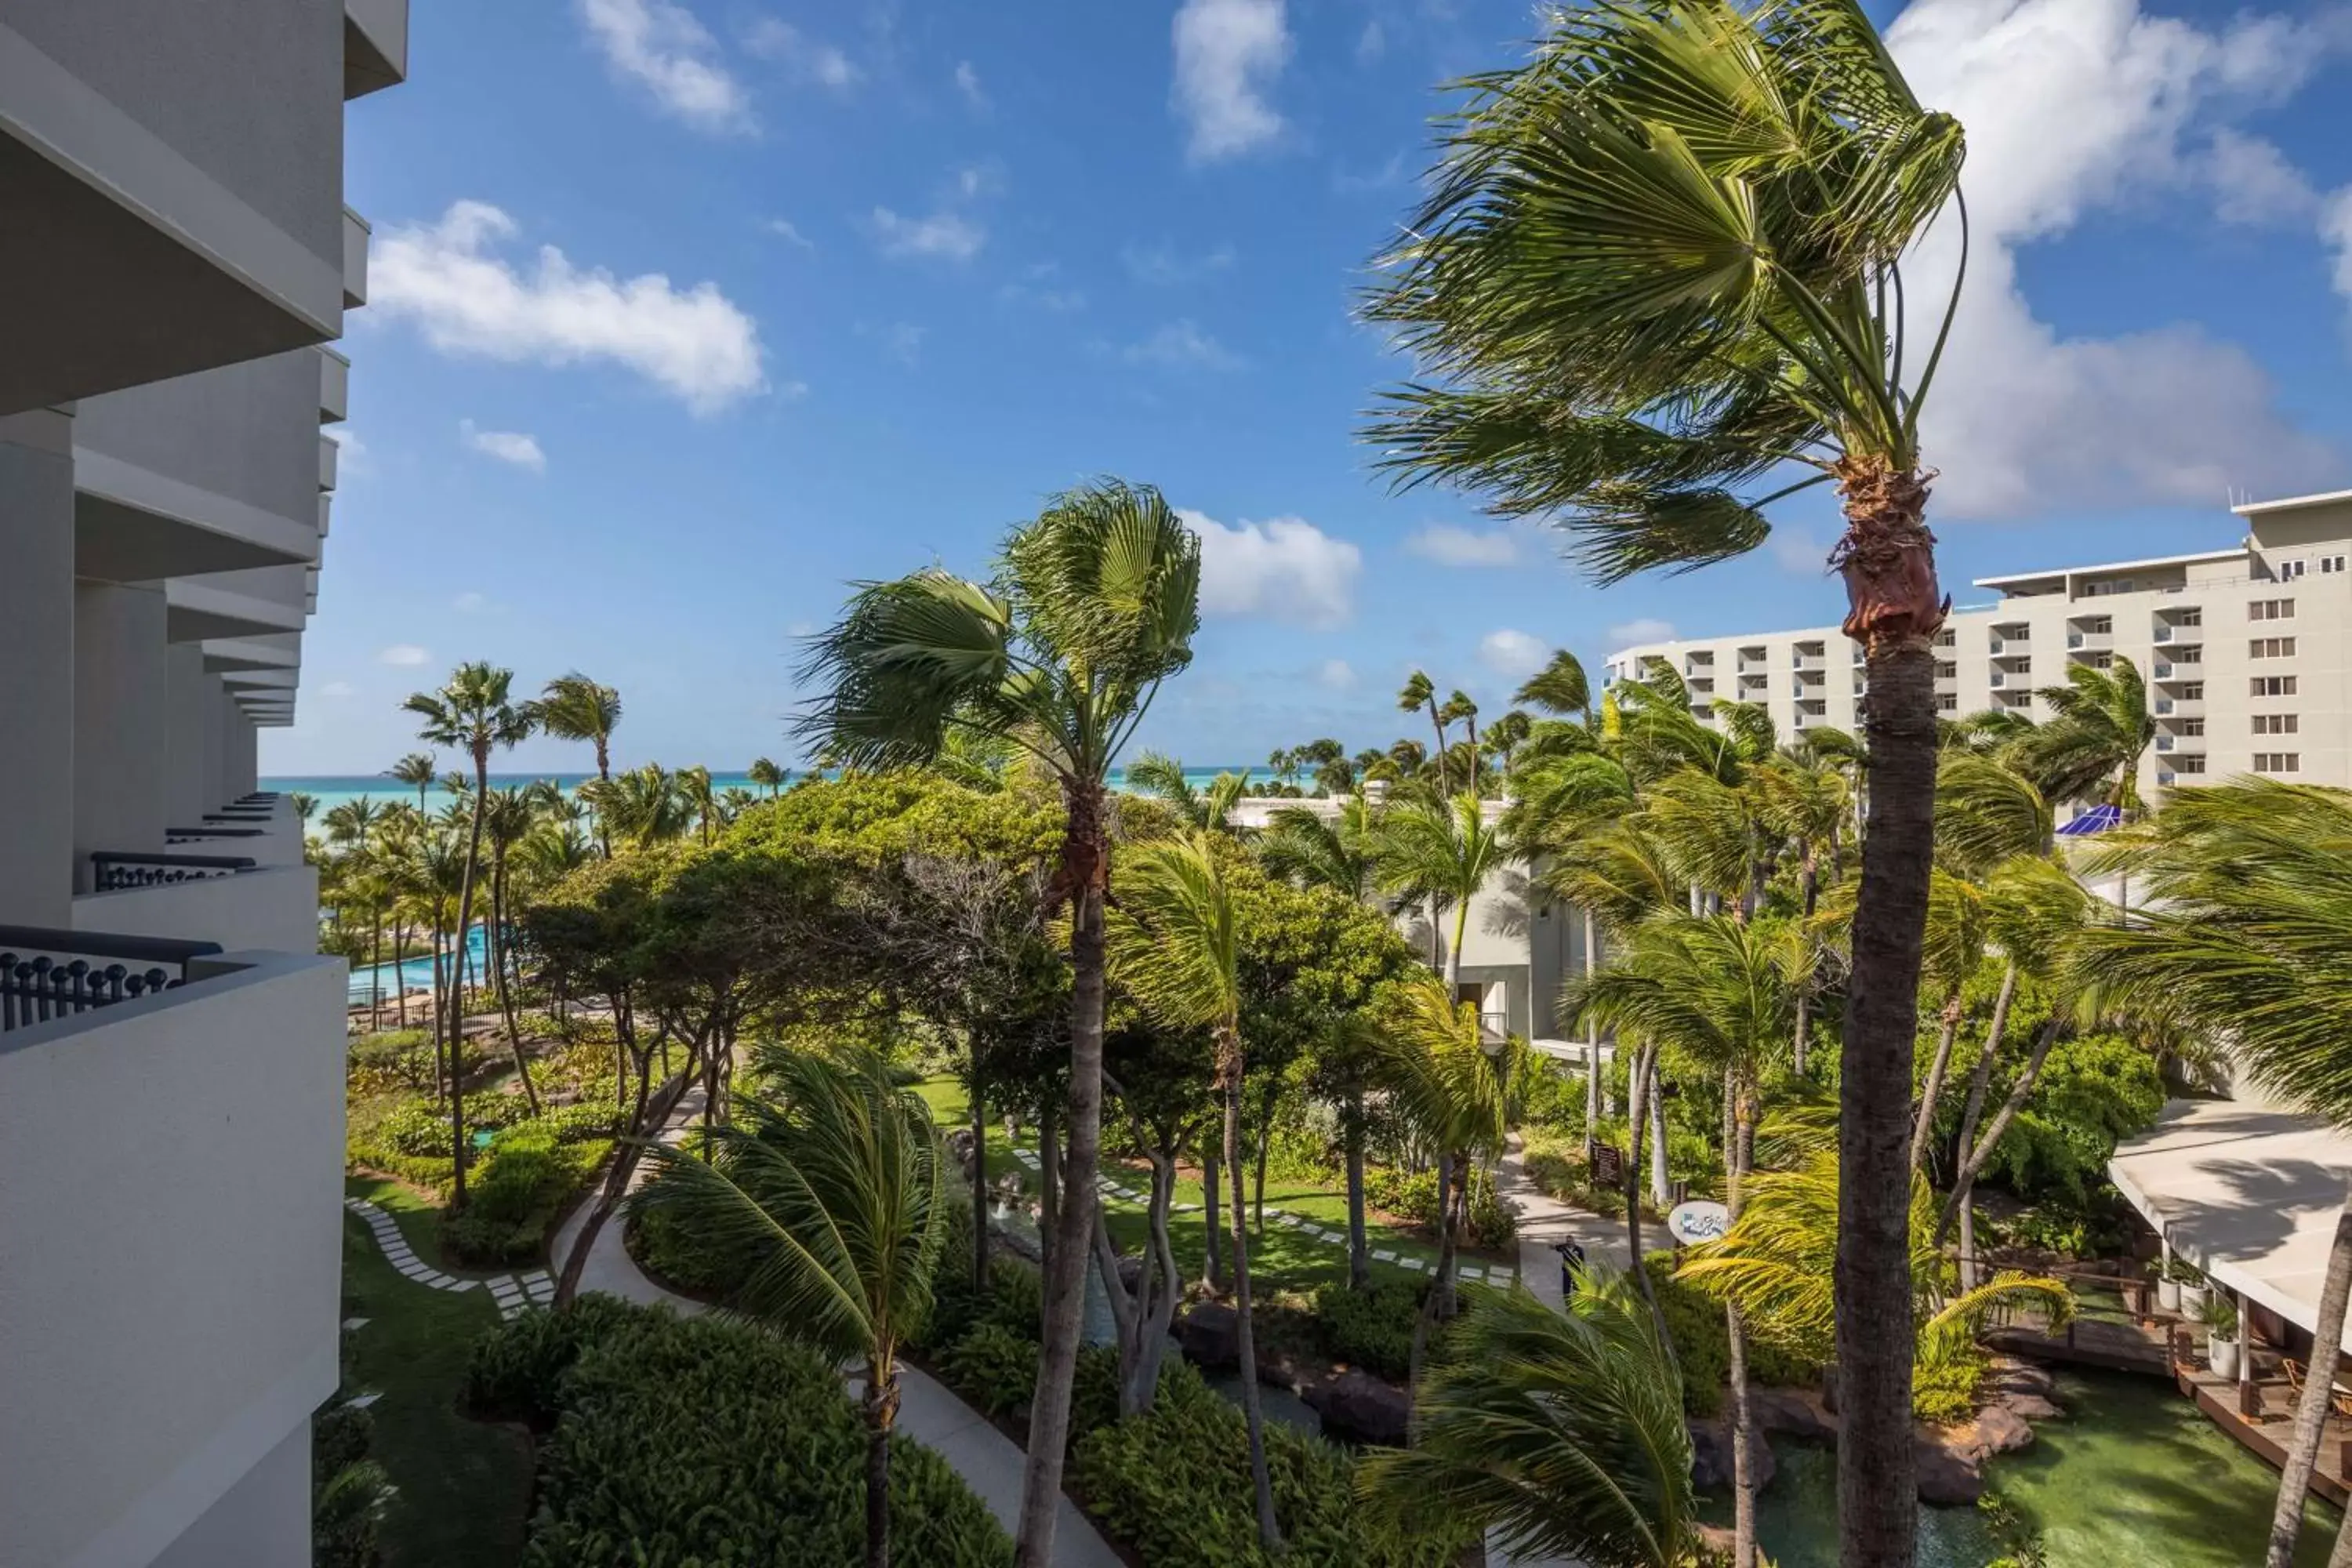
xmin=0 ymin=5 xmax=405 ymax=1566
xmin=1603 ymin=489 xmax=2352 ymax=801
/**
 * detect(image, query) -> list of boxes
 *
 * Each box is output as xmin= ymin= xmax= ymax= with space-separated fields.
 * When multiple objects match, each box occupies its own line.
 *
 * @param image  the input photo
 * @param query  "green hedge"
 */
xmin=1072 ymin=1358 xmax=1472 ymax=1568
xmin=1365 ymin=1166 xmax=1516 ymax=1249
xmin=1308 ymin=1278 xmax=1435 ymax=1381
xmin=440 ymin=1126 xmax=611 ymax=1266
xmin=464 ymin=1299 xmax=1011 ymax=1566
xmin=1648 ymin=1254 xmax=1821 ymax=1416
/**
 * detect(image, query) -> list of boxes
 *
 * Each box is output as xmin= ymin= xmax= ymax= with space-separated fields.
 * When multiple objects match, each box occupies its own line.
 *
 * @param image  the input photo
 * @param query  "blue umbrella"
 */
xmin=2055 ymin=803 xmax=2123 ymax=837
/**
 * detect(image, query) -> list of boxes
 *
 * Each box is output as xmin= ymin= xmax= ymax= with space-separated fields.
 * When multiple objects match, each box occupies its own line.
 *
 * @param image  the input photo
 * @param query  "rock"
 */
xmin=1946 ymin=1406 xmax=2034 ymax=1465
xmin=1115 ymin=1254 xmax=1145 ymax=1295
xmin=1914 ymin=1431 xmax=1986 ymax=1506
xmin=1998 ymin=1391 xmax=2063 ymax=1422
xmin=944 ymin=1127 xmax=978 ymax=1174
xmin=1304 ymin=1370 xmax=1411 ymax=1447
xmin=1751 ymin=1388 xmax=1838 ymax=1445
xmin=1176 ymin=1302 xmax=1240 ymax=1370
xmin=1687 ymin=1419 xmax=1778 ymax=1495
xmin=1986 ymin=1357 xmax=2058 ymax=1402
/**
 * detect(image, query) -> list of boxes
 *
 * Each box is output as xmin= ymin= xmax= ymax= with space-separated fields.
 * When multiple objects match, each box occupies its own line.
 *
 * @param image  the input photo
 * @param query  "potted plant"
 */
xmin=2158 ymin=1255 xmax=2200 ymax=1313
xmin=2201 ymin=1293 xmax=2242 ymax=1381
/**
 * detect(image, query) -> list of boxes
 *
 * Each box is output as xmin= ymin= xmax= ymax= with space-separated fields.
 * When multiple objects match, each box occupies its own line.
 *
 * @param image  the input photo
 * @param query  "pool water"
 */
xmin=1718 ymin=1370 xmax=2342 ymax=1566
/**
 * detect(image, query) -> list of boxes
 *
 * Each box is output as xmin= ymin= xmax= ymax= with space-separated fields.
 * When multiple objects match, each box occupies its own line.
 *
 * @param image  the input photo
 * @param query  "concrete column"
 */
xmin=0 ymin=410 xmax=76 ymax=927
xmin=72 ymin=583 xmax=170 ymax=891
xmin=165 ymin=645 xmax=212 ymax=829
xmin=228 ymin=711 xmax=258 ymax=797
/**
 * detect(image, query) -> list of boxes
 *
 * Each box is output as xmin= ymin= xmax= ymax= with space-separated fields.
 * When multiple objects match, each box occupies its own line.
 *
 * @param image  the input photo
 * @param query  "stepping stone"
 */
xmin=343 ymin=1392 xmax=381 ymax=1409
xmin=341 ymin=1317 xmax=370 ymax=1331
xmin=1311 ymin=1228 xmax=1341 ymax=1242
xmin=1372 ymin=1250 xmax=1396 ymax=1263
xmin=448 ymin=1279 xmax=477 ymax=1293
xmin=1403 ymin=1258 xmax=1428 ymax=1272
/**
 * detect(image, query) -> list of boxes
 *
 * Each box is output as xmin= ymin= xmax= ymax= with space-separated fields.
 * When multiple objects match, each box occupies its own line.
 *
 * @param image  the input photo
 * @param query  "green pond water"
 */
xmin=1719 ymin=1370 xmax=2341 ymax=1566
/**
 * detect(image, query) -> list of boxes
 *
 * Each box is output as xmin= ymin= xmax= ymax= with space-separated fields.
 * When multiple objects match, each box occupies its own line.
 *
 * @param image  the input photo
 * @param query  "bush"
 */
xmin=464 ymin=1301 xmax=1011 ymax=1565
xmin=348 ymin=1030 xmax=432 ymax=1095
xmin=376 ymin=1101 xmax=449 ymax=1159
xmin=1072 ymin=1357 xmax=1472 ymax=1567
xmin=535 ymin=1102 xmax=619 ymax=1143
xmin=1649 ymin=1254 xmax=1822 ymax=1417
xmin=1364 ymin=1166 xmax=1517 ymax=1250
xmin=938 ymin=1322 xmax=1037 ymax=1419
xmin=1310 ymin=1278 xmax=1425 ymax=1381
xmin=312 ymin=1403 xmax=387 ymax=1568
xmin=1913 ymin=1348 xmax=1986 ymax=1425
xmin=441 ymin=1126 xmax=610 ymax=1266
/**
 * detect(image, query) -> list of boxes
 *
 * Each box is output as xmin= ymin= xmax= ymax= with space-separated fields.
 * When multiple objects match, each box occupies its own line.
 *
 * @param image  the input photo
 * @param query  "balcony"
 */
xmin=319 ymin=347 xmax=350 ymax=425
xmin=0 ymin=936 xmax=344 ymax=1567
xmin=347 ymin=0 xmax=412 ymax=99
xmin=2154 ymin=699 xmax=2205 ymax=719
xmin=343 ymin=207 xmax=372 ymax=310
xmin=2067 ymin=630 xmax=2114 ymax=652
xmin=2154 ymin=735 xmax=2206 ymax=755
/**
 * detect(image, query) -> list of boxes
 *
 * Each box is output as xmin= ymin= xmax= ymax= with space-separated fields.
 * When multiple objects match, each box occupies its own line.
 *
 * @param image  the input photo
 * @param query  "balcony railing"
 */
xmin=0 ymin=926 xmax=223 ymax=1034
xmin=91 ymin=851 xmax=256 ymax=891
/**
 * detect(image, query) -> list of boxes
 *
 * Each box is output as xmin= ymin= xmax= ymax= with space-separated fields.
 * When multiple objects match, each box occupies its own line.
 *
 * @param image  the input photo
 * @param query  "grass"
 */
xmin=340 ymin=1176 xmax=529 ymax=1568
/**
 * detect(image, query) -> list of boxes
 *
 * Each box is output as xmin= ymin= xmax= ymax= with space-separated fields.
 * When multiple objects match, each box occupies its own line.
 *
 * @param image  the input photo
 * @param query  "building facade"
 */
xmin=1603 ymin=490 xmax=2352 ymax=802
xmin=0 ymin=5 xmax=405 ymax=1566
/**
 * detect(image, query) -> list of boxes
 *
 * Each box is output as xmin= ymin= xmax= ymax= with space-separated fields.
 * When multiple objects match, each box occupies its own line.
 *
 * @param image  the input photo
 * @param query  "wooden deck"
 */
xmin=2178 ymin=1363 xmax=2352 ymax=1510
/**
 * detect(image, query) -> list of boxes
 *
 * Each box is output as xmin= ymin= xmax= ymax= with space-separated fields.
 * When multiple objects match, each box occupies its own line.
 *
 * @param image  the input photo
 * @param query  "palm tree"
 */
xmin=2012 ymin=656 xmax=2155 ymax=815
xmin=325 ymin=797 xmax=386 ymax=1011
xmin=1363 ymin=8 xmax=1969 ymax=1555
xmin=1358 ymin=1276 xmax=1693 ymax=1568
xmin=1126 ymin=751 xmax=1247 ymax=833
xmin=747 ymin=755 xmax=787 ymax=796
xmin=1376 ymin=792 xmax=1510 ymax=989
xmin=387 ymin=753 xmax=436 ymax=815
xmin=534 ymin=672 xmax=622 ymax=851
xmin=797 ymin=477 xmax=1199 ymax=1568
xmin=2075 ymin=781 xmax=2352 ymax=1567
xmin=1105 ymin=833 xmax=1283 ymax=1552
xmin=678 ymin=764 xmax=718 ymax=846
xmin=579 ymin=763 xmax=691 ymax=850
xmin=403 ymin=663 xmax=535 ymax=1208
xmin=288 ymin=789 xmax=318 ymax=826
xmin=632 ymin=1047 xmax=947 ymax=1568
xmin=1256 ymin=795 xmax=1380 ymax=901
xmin=1573 ymin=915 xmax=1794 ymax=1568
xmin=1399 ymin=670 xmax=1451 ymax=793
xmin=481 ymin=786 xmax=539 ymax=1112
xmin=1515 ymin=648 xmax=1592 ymax=728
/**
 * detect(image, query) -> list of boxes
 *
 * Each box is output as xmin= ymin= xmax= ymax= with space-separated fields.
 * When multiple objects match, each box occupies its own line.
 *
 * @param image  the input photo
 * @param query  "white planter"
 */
xmin=2181 ymin=1283 xmax=2210 ymax=1316
xmin=2158 ymin=1278 xmax=2183 ymax=1312
xmin=2211 ymin=1338 xmax=2243 ymax=1382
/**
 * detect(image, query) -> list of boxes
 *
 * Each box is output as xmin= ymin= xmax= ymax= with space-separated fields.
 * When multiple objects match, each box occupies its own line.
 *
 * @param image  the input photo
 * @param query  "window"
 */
xmin=2170 ymin=755 xmax=2207 ymax=775
xmin=2252 ymin=713 xmax=2300 ymax=735
xmin=1936 ymin=661 xmax=1957 ymax=679
xmin=2280 ymin=559 xmax=2308 ymax=580
xmin=2322 ymin=554 xmax=2347 ymax=575
xmin=2081 ymin=615 xmax=2113 ymax=634
xmin=2252 ymin=675 xmax=2299 ymax=697
xmin=2251 ymin=637 xmax=2298 ymax=659
xmin=1934 ymin=630 xmax=1956 ymax=648
xmin=2175 ymin=608 xmax=2204 ymax=626
xmin=2249 ymin=599 xmax=2296 ymax=621
xmin=2255 ymin=753 xmax=2302 ymax=775
xmin=2180 ymin=682 xmax=2205 ymax=700
xmin=1935 ymin=694 xmax=1957 ymax=713
xmin=2178 ymin=718 xmax=2206 ymax=737
xmin=2083 ymin=651 xmax=2114 ymax=669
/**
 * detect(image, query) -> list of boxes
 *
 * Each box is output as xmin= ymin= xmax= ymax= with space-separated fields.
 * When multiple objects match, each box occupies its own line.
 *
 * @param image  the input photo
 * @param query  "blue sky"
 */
xmin=270 ymin=0 xmax=2352 ymax=775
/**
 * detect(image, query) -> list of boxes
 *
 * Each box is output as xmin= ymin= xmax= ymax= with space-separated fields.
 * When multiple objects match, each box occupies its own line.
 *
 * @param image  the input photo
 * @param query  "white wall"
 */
xmin=73 ymin=863 xmax=321 ymax=956
xmin=0 ymin=953 xmax=346 ymax=1568
xmin=146 ymin=1418 xmax=310 ymax=1568
xmin=74 ymin=583 xmax=172 ymax=889
xmin=0 ymin=409 xmax=78 ymax=927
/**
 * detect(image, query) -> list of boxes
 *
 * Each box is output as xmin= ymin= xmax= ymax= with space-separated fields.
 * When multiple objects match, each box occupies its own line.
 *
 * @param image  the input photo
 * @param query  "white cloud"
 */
xmin=2325 ymin=188 xmax=2352 ymax=300
xmin=1479 ymin=629 xmax=1549 ymax=680
xmin=1316 ymin=658 xmax=1357 ymax=691
xmin=320 ymin=681 xmax=358 ymax=700
xmin=453 ymin=591 xmax=488 ymax=613
xmin=372 ymin=201 xmax=766 ymax=414
xmin=577 ymin=0 xmax=752 ymax=133
xmin=1355 ymin=19 xmax=1385 ymax=64
xmin=955 ymin=60 xmax=987 ymax=109
xmin=1886 ymin=0 xmax=2340 ymax=517
xmin=1606 ymin=618 xmax=1676 ymax=650
xmin=1125 ymin=319 xmax=1242 ymax=371
xmin=1406 ymin=524 xmax=1519 ymax=568
xmin=2202 ymin=129 xmax=2320 ymax=226
xmin=1123 ymin=241 xmax=1236 ymax=285
xmin=764 ymin=218 xmax=814 ymax=249
xmin=1172 ymin=0 xmax=1290 ymax=162
xmin=325 ymin=428 xmax=369 ymax=476
xmin=378 ymin=644 xmax=431 ymax=667
xmin=871 ymin=206 xmax=985 ymax=261
xmin=1180 ymin=509 xmax=1362 ymax=628
xmin=742 ymin=17 xmax=858 ymax=88
xmin=459 ymin=420 xmax=546 ymax=472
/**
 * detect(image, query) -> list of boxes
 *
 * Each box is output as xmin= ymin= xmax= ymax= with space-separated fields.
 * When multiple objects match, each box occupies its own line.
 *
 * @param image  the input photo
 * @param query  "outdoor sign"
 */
xmin=1667 ymin=1199 xmax=1731 ymax=1247
xmin=1590 ymin=1142 xmax=1623 ymax=1187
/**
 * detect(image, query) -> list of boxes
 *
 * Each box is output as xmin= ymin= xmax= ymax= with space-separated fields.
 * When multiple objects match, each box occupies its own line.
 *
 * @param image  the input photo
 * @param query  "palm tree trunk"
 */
xmin=492 ymin=858 xmax=538 ymax=1114
xmin=1909 ymin=989 xmax=1965 ymax=1174
xmin=2270 ymin=1203 xmax=2352 ymax=1568
xmin=1624 ymin=1050 xmax=1670 ymax=1350
xmin=369 ymin=899 xmax=384 ymax=1018
xmin=1584 ymin=909 xmax=1603 ymax=1124
xmin=1948 ymin=962 xmax=2020 ymax=1288
xmin=394 ymin=916 xmax=409 ymax=1031
xmin=865 ymin=1356 xmax=897 ymax=1568
xmin=1037 ymin=1102 xmax=1058 ymax=1283
xmin=1726 ymin=1069 xmax=1757 ymax=1568
xmin=428 ymin=916 xmax=446 ymax=1100
xmin=1015 ymin=800 xmax=1110 ymax=1568
xmin=1346 ymin=1085 xmax=1370 ymax=1290
xmin=1433 ymin=1151 xmax=1456 ymax=1317
xmin=1225 ymin=1053 xmax=1283 ymax=1555
xmin=1203 ymin=1145 xmax=1225 ymax=1291
xmin=1446 ymin=898 xmax=1470 ymax=993
xmin=1835 ymin=468 xmax=1944 ymax=1568
xmin=1650 ymin=1073 xmax=1671 ymax=1210
xmin=971 ymin=1065 xmax=989 ymax=1289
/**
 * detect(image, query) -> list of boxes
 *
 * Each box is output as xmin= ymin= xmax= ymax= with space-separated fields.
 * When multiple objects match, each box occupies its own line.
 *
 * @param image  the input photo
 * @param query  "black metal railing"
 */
xmin=167 ymin=827 xmax=266 ymax=844
xmin=90 ymin=851 xmax=256 ymax=891
xmin=204 ymin=812 xmax=273 ymax=823
xmin=0 ymin=926 xmax=223 ymax=1034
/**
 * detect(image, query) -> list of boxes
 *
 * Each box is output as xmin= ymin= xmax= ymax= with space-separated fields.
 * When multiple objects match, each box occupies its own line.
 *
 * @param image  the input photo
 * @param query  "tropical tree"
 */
xmin=1256 ymin=794 xmax=1381 ymax=902
xmin=1362 ymin=5 xmax=1970 ymax=1555
xmin=2010 ymin=656 xmax=2155 ymax=815
xmin=325 ymin=798 xmax=387 ymax=1011
xmin=1515 ymin=648 xmax=1592 ymax=728
xmin=748 ymin=755 xmax=788 ymax=796
xmin=1358 ymin=1276 xmax=1694 ymax=1568
xmin=403 ymin=663 xmax=535 ymax=1207
xmin=632 ymin=1047 xmax=946 ymax=1568
xmin=678 ymin=764 xmax=719 ymax=846
xmin=581 ymin=763 xmax=692 ymax=850
xmin=535 ymin=672 xmax=622 ymax=849
xmin=2074 ymin=781 xmax=2352 ymax=1567
xmin=387 ymin=752 xmax=435 ymax=815
xmin=796 ymin=477 xmax=1200 ymax=1568
xmin=1376 ymin=792 xmax=1510 ymax=989
xmin=1125 ymin=751 xmax=1247 ymax=834
xmin=1399 ymin=670 xmax=1452 ymax=793
xmin=481 ymin=786 xmax=539 ymax=1112
xmin=1105 ymin=833 xmax=1283 ymax=1552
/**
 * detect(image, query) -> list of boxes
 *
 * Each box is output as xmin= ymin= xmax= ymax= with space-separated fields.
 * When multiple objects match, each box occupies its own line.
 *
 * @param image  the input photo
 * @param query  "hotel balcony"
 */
xmin=346 ymin=0 xmax=412 ymax=99
xmin=2153 ymin=655 xmax=2205 ymax=681
xmin=2066 ymin=630 xmax=2114 ymax=652
xmin=318 ymin=346 xmax=350 ymax=426
xmin=2153 ymin=697 xmax=2206 ymax=719
xmin=2154 ymin=734 xmax=2207 ymax=755
xmin=343 ymin=207 xmax=371 ymax=310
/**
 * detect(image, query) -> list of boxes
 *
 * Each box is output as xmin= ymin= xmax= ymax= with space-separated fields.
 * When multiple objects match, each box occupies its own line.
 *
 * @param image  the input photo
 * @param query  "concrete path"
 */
xmin=343 ymin=1196 xmax=554 ymax=1318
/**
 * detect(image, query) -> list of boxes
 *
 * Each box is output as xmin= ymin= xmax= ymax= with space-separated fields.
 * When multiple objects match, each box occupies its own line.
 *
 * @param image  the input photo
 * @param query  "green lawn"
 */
xmin=340 ymin=1176 xmax=529 ymax=1568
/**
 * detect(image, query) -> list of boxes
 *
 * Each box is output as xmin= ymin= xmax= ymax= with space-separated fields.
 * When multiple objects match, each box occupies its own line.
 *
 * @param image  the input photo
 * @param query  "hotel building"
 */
xmin=1602 ymin=488 xmax=2352 ymax=800
xmin=0 ymin=5 xmax=406 ymax=1566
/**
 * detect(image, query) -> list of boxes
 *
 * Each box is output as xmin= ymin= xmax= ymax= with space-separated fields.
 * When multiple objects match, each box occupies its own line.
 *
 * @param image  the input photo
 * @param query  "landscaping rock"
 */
xmin=945 ymin=1128 xmax=978 ymax=1174
xmin=1751 ymin=1388 xmax=1838 ymax=1445
xmin=1304 ymin=1369 xmax=1411 ymax=1447
xmin=1176 ymin=1302 xmax=1241 ymax=1370
xmin=1947 ymin=1406 xmax=2034 ymax=1465
xmin=1985 ymin=1358 xmax=2063 ymax=1421
xmin=1687 ymin=1419 xmax=1777 ymax=1494
xmin=1115 ymin=1254 xmax=1145 ymax=1295
xmin=1913 ymin=1430 xmax=1986 ymax=1505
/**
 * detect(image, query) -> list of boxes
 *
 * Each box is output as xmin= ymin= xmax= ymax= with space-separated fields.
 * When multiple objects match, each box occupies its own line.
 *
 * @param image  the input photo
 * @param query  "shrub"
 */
xmin=1649 ymin=1254 xmax=1823 ymax=1417
xmin=534 ymin=1102 xmax=619 ymax=1143
xmin=463 ymin=1301 xmax=1011 ymax=1566
xmin=1913 ymin=1348 xmax=1986 ymax=1425
xmin=441 ymin=1127 xmax=610 ymax=1266
xmin=938 ymin=1323 xmax=1037 ymax=1418
xmin=312 ymin=1403 xmax=387 ymax=1568
xmin=1072 ymin=1357 xmax=1472 ymax=1568
xmin=347 ymin=1030 xmax=432 ymax=1095
xmin=1310 ymin=1278 xmax=1425 ymax=1381
xmin=376 ymin=1101 xmax=448 ymax=1159
xmin=1364 ymin=1166 xmax=1517 ymax=1250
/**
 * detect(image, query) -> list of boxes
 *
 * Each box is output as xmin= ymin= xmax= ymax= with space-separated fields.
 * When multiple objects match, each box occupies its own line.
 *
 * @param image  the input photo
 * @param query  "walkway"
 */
xmin=343 ymin=1196 xmax=554 ymax=1319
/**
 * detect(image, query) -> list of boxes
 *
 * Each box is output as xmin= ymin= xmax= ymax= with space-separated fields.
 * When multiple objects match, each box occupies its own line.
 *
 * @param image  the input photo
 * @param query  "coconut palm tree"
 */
xmin=796 ymin=477 xmax=1200 ymax=1568
xmin=1515 ymin=648 xmax=1592 ymax=728
xmin=325 ymin=797 xmax=386 ymax=1011
xmin=747 ymin=755 xmax=787 ymax=796
xmin=1359 ymin=1273 xmax=1694 ymax=1568
xmin=631 ymin=1047 xmax=947 ymax=1568
xmin=1376 ymin=792 xmax=1510 ymax=989
xmin=2074 ymin=781 xmax=2352 ymax=1567
xmin=678 ymin=764 xmax=718 ymax=846
xmin=387 ymin=752 xmax=435 ymax=815
xmin=1572 ymin=915 xmax=1795 ymax=1568
xmin=1256 ymin=794 xmax=1381 ymax=901
xmin=481 ymin=786 xmax=539 ymax=1112
xmin=1105 ymin=833 xmax=1283 ymax=1552
xmin=534 ymin=672 xmax=622 ymax=851
xmin=1363 ymin=7 xmax=1970 ymax=1553
xmin=2012 ymin=656 xmax=2156 ymax=815
xmin=579 ymin=763 xmax=691 ymax=851
xmin=403 ymin=663 xmax=535 ymax=1207
xmin=1124 ymin=751 xmax=1247 ymax=833
xmin=1399 ymin=670 xmax=1452 ymax=793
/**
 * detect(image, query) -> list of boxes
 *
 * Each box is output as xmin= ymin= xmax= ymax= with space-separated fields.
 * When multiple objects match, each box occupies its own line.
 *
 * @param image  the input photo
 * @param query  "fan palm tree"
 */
xmin=747 ymin=755 xmax=787 ymax=796
xmin=1358 ymin=1275 xmax=1693 ymax=1568
xmin=1377 ymin=792 xmax=1511 ymax=989
xmin=2074 ymin=781 xmax=2352 ymax=1567
xmin=1363 ymin=8 xmax=1970 ymax=1553
xmin=403 ymin=662 xmax=535 ymax=1207
xmin=795 ymin=476 xmax=1200 ymax=1568
xmin=387 ymin=752 xmax=436 ymax=815
xmin=2012 ymin=656 xmax=2155 ymax=815
xmin=631 ymin=1047 xmax=948 ymax=1568
xmin=1571 ymin=915 xmax=1794 ymax=1567
xmin=1105 ymin=833 xmax=1283 ymax=1552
